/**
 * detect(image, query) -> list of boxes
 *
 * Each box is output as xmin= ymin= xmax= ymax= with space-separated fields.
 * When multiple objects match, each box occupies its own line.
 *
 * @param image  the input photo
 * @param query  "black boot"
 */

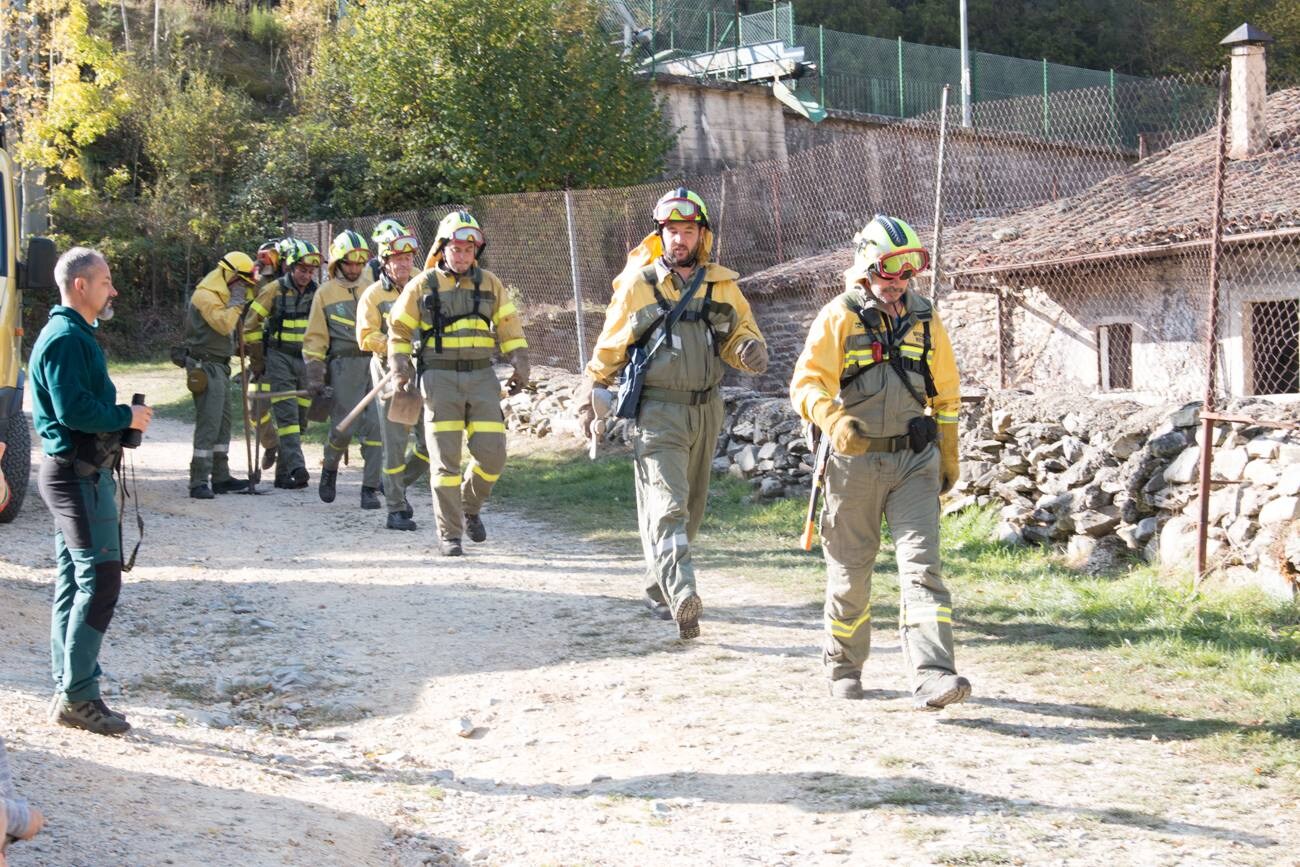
xmin=438 ymin=538 xmax=464 ymax=557
xmin=213 ymin=477 xmax=249 ymax=494
xmin=319 ymin=467 xmax=338 ymax=503
xmin=360 ymin=486 xmax=382 ymax=510
xmin=465 ymin=513 xmax=487 ymax=543
xmin=189 ymin=484 xmax=215 ymax=500
xmin=386 ymin=512 xmax=417 ymax=531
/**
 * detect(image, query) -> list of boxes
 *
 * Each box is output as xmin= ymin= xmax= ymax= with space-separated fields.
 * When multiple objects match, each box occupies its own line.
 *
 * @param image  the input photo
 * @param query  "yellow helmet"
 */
xmin=652 ymin=187 xmax=710 ymax=229
xmin=218 ymin=251 xmax=258 ymax=285
xmin=847 ymin=215 xmax=929 ymax=285
xmin=371 ymin=219 xmax=409 ymax=244
xmin=284 ymin=239 xmax=322 ymax=270
xmin=427 ymin=210 xmax=485 ymax=268
xmin=379 ymin=231 xmax=420 ymax=260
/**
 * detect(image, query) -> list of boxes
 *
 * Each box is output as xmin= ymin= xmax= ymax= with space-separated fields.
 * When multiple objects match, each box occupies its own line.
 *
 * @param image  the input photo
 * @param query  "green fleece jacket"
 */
xmin=29 ymin=306 xmax=132 ymax=457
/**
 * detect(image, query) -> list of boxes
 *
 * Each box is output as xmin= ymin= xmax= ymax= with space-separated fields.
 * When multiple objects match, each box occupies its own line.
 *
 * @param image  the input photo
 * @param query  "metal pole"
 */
xmin=1109 ymin=68 xmax=1118 ymax=148
xmin=650 ymin=0 xmax=656 ymax=80
xmin=959 ymin=0 xmax=972 ymax=127
xmin=1195 ymin=70 xmax=1230 ymax=585
xmin=897 ymin=36 xmax=905 ymax=117
xmin=733 ymin=0 xmax=740 ymax=81
xmin=1042 ymin=58 xmax=1050 ymax=137
xmin=818 ymin=24 xmax=825 ymax=108
xmin=564 ymin=190 xmax=588 ymax=371
xmin=929 ymin=85 xmax=950 ymax=305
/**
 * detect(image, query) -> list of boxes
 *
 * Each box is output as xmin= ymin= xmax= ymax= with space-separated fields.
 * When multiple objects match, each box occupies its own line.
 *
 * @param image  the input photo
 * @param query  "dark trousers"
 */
xmin=38 ymin=459 xmax=122 ymax=702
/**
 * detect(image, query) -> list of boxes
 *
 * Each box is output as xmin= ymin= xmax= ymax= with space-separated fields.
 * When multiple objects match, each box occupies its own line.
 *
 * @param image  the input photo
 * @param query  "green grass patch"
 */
xmin=498 ymin=447 xmax=1300 ymax=779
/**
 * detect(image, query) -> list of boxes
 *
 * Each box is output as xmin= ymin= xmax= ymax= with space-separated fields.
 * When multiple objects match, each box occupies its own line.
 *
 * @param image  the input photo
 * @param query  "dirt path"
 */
xmin=0 ymin=371 xmax=1294 ymax=866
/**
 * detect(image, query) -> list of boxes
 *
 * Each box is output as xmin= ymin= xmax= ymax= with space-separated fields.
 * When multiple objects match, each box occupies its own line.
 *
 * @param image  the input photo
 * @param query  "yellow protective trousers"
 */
xmin=372 ymin=356 xmax=430 ymax=514
xmin=265 ymin=348 xmax=309 ymax=476
xmin=819 ymin=443 xmax=957 ymax=689
xmin=323 ymin=355 xmax=383 ymax=489
xmin=419 ymin=366 xmax=505 ymax=541
xmin=633 ymin=395 xmax=723 ymax=614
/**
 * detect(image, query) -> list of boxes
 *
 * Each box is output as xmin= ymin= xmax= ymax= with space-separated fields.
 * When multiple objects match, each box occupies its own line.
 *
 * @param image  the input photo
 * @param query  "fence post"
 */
xmin=1195 ymin=70 xmax=1230 ymax=586
xmin=649 ymin=0 xmax=656 ymax=80
xmin=818 ymin=24 xmax=825 ymax=109
xmin=929 ymin=84 xmax=950 ymax=305
xmin=564 ymin=190 xmax=587 ymax=371
xmin=1109 ymin=68 xmax=1118 ymax=149
xmin=897 ymin=36 xmax=905 ymax=117
xmin=1042 ymin=58 xmax=1050 ymax=137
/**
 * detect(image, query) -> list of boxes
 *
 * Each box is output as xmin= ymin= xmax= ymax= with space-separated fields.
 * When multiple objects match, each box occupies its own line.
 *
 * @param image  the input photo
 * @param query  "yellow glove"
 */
xmin=939 ymin=422 xmax=960 ymax=494
xmin=828 ymin=412 xmax=870 ymax=457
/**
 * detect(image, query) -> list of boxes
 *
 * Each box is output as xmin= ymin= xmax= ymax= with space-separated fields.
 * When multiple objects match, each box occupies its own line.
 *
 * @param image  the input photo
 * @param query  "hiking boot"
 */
xmin=386 ymin=512 xmax=417 ymax=531
xmin=913 ymin=674 xmax=972 ymax=711
xmin=318 ymin=468 xmax=338 ymax=503
xmin=212 ymin=477 xmax=249 ymax=494
xmin=643 ymin=593 xmax=672 ymax=621
xmin=189 ymin=484 xmax=214 ymax=500
xmin=673 ymin=593 xmax=703 ymax=640
xmin=91 ymin=698 xmax=127 ymax=721
xmin=829 ymin=675 xmax=865 ymax=701
xmin=47 ymin=690 xmax=62 ymax=723
xmin=438 ymin=538 xmax=463 ymax=557
xmin=400 ymin=502 xmax=414 ymax=520
xmin=465 ymin=513 xmax=487 ymax=543
xmin=261 ymin=446 xmax=278 ymax=470
xmin=360 ymin=486 xmax=382 ymax=510
xmin=55 ymin=699 xmax=131 ymax=735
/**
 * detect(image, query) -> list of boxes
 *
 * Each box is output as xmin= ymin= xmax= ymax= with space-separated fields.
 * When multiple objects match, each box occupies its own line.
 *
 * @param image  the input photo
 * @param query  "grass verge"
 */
xmin=498 ymin=446 xmax=1300 ymax=782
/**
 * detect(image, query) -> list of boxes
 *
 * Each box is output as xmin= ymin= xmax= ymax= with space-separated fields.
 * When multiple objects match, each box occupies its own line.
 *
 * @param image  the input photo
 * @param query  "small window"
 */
xmin=1099 ymin=323 xmax=1132 ymax=390
xmin=1250 ymin=299 xmax=1299 ymax=395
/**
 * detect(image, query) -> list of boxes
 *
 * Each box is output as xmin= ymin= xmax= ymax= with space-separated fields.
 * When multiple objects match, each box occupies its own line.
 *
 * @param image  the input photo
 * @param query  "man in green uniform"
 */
xmin=790 ymin=215 xmax=970 ymax=709
xmin=30 ymin=247 xmax=153 ymax=735
xmin=183 ymin=251 xmax=257 ymax=498
xmin=575 ymin=189 xmax=768 ymax=639
xmin=304 ymin=230 xmax=384 ymax=508
xmin=245 ymin=240 xmax=322 ymax=488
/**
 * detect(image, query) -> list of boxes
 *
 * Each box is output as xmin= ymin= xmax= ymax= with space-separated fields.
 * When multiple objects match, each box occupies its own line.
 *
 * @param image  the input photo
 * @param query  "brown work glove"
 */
xmin=305 ymin=359 xmax=328 ymax=397
xmin=574 ymin=377 xmax=596 ymax=437
xmin=939 ymin=422 xmax=960 ymax=494
xmin=737 ymin=339 xmax=769 ymax=374
xmin=246 ymin=341 xmax=265 ymax=378
xmin=389 ymin=351 xmax=416 ymax=391
xmin=226 ymin=282 xmax=249 ymax=310
xmin=504 ymin=348 xmax=530 ymax=396
xmin=828 ymin=412 xmax=870 ymax=457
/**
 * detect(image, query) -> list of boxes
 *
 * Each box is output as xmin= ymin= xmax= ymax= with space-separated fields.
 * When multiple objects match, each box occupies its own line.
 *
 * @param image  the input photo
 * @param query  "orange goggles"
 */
xmin=384 ymin=235 xmax=419 ymax=256
xmin=294 ymin=254 xmax=323 ymax=268
xmin=872 ymin=247 xmax=930 ymax=279
xmin=449 ymin=226 xmax=484 ymax=246
xmin=653 ymin=197 xmax=703 ymax=224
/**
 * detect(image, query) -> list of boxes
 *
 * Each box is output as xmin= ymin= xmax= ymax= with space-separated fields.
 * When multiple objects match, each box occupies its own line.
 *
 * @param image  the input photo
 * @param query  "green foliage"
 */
xmin=311 ymin=0 xmax=670 ymax=205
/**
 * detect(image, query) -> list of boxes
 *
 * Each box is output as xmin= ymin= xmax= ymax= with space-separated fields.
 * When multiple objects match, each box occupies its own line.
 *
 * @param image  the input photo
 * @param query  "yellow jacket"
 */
xmin=302 ymin=272 xmax=371 ymax=361
xmin=356 ymin=277 xmax=402 ymax=357
xmin=585 ymin=258 xmax=763 ymax=390
xmin=183 ymin=269 xmax=242 ymax=359
xmin=387 ymin=265 xmax=527 ymax=362
xmin=790 ymin=287 xmax=959 ymax=439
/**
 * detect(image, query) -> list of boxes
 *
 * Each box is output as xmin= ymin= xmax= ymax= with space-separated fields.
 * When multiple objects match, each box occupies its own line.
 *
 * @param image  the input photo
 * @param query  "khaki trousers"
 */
xmin=322 ymin=356 xmax=383 ymax=489
xmin=420 ymin=367 xmax=505 ymax=541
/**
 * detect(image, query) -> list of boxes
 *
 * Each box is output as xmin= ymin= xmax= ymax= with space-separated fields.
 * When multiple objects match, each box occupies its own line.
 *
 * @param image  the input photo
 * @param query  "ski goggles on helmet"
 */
xmin=338 ymin=249 xmax=370 ymax=265
xmin=653 ymin=196 xmax=704 ymax=224
xmin=447 ymin=226 xmax=485 ymax=246
xmin=870 ymin=247 xmax=930 ymax=280
xmin=292 ymin=252 xmax=323 ymax=268
xmin=382 ymin=234 xmax=419 ymax=257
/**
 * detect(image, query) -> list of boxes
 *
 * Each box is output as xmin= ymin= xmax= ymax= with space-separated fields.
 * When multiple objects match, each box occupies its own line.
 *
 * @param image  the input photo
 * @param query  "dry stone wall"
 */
xmin=506 ymin=366 xmax=1299 ymax=599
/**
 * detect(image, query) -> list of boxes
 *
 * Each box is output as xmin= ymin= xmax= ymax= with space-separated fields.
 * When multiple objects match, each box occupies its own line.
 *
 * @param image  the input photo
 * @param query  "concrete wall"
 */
xmin=654 ymin=76 xmax=788 ymax=177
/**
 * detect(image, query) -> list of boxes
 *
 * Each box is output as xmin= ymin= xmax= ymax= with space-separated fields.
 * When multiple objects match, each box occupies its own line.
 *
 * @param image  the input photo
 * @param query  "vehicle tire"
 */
xmin=0 ymin=412 xmax=32 ymax=523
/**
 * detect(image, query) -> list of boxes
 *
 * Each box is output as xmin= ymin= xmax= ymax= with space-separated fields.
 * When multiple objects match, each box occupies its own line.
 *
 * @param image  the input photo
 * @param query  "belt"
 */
xmin=640 ymin=386 xmax=717 ymax=406
xmin=860 ymin=433 xmax=912 ymax=453
xmin=420 ymin=357 xmax=493 ymax=372
xmin=192 ymin=352 xmax=231 ymax=365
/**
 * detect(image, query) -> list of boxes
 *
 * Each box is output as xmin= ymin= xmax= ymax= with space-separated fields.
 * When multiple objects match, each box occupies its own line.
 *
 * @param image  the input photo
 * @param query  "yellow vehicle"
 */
xmin=1 ymin=149 xmax=56 ymax=522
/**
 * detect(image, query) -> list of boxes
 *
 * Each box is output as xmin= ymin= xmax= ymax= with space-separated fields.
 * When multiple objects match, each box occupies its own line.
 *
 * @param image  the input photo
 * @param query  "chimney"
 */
xmin=1220 ymin=23 xmax=1274 ymax=159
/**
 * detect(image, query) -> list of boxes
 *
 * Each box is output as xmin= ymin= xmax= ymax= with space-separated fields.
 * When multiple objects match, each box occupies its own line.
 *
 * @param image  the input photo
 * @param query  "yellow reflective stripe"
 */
xmin=444 ymin=318 xmax=491 ymax=333
xmin=843 ymin=350 xmax=878 ymax=364
xmin=937 ymin=412 xmax=959 ymax=424
xmin=384 ymin=464 xmax=406 ymax=475
xmin=829 ymin=610 xmax=871 ymax=639
xmin=282 ymin=318 xmax=310 ymax=328
xmin=466 ymin=421 xmax=506 ymax=436
xmin=390 ymin=341 xmax=413 ymax=354
xmin=329 ymin=313 xmax=356 ymax=326
xmin=250 ymin=300 xmax=270 ymax=317
xmin=432 ymin=420 xmax=466 ymax=432
xmin=279 ymin=424 xmax=301 ymax=435
xmin=396 ymin=312 xmax=420 ymax=330
xmin=276 ymin=334 xmax=305 ymax=343
xmin=258 ymin=412 xmax=272 ymax=424
xmin=245 ymin=330 xmax=263 ymax=342
xmin=413 ymin=450 xmax=429 ymax=462
xmin=271 ymin=395 xmax=296 ymax=403
xmin=438 ymin=336 xmax=495 ymax=349
xmin=471 ymin=464 xmax=500 ymax=483
xmin=899 ymin=345 xmax=923 ymax=359
xmin=297 ymin=397 xmax=312 ymax=407
xmin=902 ymin=605 xmax=953 ymax=626
xmin=499 ymin=338 xmax=527 ymax=354
xmin=492 ymin=302 xmax=517 ymax=323
xmin=436 ymin=474 xmax=461 ymax=488
xmin=304 ymin=349 xmax=326 ymax=360
xmin=362 ymin=439 xmax=382 ymax=447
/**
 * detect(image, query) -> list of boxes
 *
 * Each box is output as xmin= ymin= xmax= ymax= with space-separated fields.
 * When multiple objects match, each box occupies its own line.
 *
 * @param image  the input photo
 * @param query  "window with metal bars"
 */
xmin=1249 ymin=299 xmax=1299 ymax=395
xmin=1098 ymin=323 xmax=1132 ymax=390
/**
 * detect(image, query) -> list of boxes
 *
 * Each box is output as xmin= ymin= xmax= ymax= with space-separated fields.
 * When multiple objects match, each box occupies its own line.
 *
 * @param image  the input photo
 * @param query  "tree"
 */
xmin=311 ymin=0 xmax=670 ymax=205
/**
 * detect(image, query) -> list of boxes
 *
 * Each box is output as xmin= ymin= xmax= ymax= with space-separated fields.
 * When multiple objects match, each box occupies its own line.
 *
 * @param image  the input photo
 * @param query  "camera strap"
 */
xmin=116 ymin=453 xmax=143 ymax=572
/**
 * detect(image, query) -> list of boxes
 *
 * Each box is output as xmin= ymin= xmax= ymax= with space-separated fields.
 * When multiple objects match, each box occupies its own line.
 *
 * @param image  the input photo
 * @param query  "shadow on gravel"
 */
xmin=451 ymin=770 xmax=1277 ymax=848
xmin=5 ymin=743 xmax=413 ymax=866
xmin=944 ymin=695 xmax=1300 ymax=745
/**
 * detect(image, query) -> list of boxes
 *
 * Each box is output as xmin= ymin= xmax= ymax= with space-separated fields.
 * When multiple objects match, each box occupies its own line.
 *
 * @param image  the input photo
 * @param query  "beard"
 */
xmin=97 ymin=301 xmax=115 ymax=322
xmin=664 ymin=246 xmax=697 ymax=268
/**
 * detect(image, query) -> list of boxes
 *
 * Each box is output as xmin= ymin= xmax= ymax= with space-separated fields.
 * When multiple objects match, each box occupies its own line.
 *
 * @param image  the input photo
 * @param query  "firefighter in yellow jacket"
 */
xmin=304 ymin=230 xmax=384 ymax=508
xmin=244 ymin=240 xmax=321 ymax=488
xmin=182 ymin=252 xmax=257 ymax=498
xmin=790 ymin=214 xmax=970 ymax=709
xmin=387 ymin=211 xmax=529 ymax=556
xmin=575 ymin=188 xmax=768 ymax=640
xmin=357 ymin=226 xmax=430 ymax=531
